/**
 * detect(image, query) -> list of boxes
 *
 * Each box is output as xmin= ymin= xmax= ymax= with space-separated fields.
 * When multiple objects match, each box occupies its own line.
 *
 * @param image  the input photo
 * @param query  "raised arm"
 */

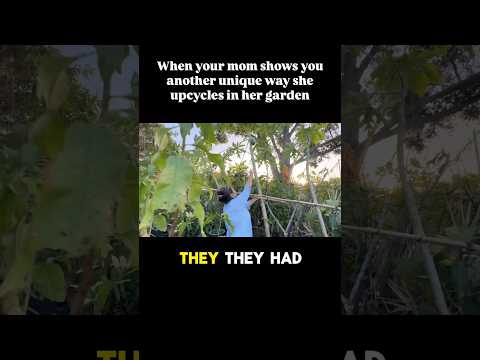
xmin=246 ymin=170 xmax=253 ymax=187
xmin=237 ymin=170 xmax=253 ymax=204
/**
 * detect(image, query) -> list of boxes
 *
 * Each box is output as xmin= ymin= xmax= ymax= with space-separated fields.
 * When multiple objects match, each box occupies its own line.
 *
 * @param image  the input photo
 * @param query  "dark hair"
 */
xmin=217 ymin=187 xmax=233 ymax=204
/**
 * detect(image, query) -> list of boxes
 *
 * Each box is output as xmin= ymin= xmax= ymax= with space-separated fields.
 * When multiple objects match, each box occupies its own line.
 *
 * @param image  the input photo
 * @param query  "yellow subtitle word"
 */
xmin=179 ymin=251 xmax=219 ymax=264
xmin=97 ymin=351 xmax=140 ymax=360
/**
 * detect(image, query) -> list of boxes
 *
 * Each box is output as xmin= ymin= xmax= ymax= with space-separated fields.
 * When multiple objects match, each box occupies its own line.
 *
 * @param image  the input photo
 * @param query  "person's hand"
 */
xmin=247 ymin=170 xmax=254 ymax=187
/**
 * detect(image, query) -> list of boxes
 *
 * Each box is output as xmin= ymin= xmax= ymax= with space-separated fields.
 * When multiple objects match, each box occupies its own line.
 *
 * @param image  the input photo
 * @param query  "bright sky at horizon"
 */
xmin=164 ymin=123 xmax=341 ymax=184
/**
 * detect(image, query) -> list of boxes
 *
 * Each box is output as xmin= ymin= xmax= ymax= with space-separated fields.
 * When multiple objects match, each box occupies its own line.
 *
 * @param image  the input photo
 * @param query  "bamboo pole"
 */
xmin=306 ymin=141 xmax=329 ymax=237
xmin=473 ymin=129 xmax=480 ymax=175
xmin=249 ymin=141 xmax=270 ymax=237
xmin=202 ymin=186 xmax=339 ymax=209
xmin=342 ymin=225 xmax=480 ymax=252
xmin=251 ymin=194 xmax=339 ymax=209
xmin=397 ymin=76 xmax=449 ymax=314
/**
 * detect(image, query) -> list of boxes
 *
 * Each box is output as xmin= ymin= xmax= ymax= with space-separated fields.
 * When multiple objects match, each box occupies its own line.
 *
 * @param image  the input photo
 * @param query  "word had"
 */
xmin=270 ymin=251 xmax=302 ymax=264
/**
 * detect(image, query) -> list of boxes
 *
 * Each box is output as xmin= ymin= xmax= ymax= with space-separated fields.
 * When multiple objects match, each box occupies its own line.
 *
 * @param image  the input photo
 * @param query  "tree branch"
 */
xmin=269 ymin=135 xmax=282 ymax=159
xmin=294 ymin=135 xmax=341 ymax=165
xmin=357 ymin=45 xmax=381 ymax=77
xmin=397 ymin=74 xmax=449 ymax=314
xmin=288 ymin=123 xmax=300 ymax=137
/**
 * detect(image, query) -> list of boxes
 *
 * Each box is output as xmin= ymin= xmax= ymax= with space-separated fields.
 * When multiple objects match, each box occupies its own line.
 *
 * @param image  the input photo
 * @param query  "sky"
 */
xmin=362 ymin=118 xmax=480 ymax=188
xmin=357 ymin=45 xmax=480 ymax=188
xmin=164 ymin=123 xmax=341 ymax=184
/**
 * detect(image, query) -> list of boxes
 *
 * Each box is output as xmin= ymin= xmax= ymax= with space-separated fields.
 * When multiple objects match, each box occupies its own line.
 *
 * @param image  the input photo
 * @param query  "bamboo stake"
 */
xmin=249 ymin=141 xmax=271 ymax=237
xmin=306 ymin=141 xmax=329 ymax=237
xmin=342 ymin=225 xmax=480 ymax=252
xmin=397 ymin=76 xmax=449 ymax=314
xmin=473 ymin=129 xmax=480 ymax=175
xmin=202 ymin=189 xmax=340 ymax=209
xmin=251 ymin=194 xmax=339 ymax=209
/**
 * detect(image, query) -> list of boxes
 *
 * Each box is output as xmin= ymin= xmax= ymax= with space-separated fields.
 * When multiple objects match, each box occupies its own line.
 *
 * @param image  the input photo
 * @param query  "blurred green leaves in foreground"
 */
xmin=0 ymin=45 xmax=139 ymax=314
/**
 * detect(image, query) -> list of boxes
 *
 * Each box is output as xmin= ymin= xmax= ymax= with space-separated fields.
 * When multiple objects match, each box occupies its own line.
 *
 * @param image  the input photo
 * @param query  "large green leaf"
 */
xmin=116 ymin=163 xmax=139 ymax=266
xmin=94 ymin=276 xmax=114 ymax=314
xmin=154 ymin=127 xmax=169 ymax=151
xmin=190 ymin=201 xmax=206 ymax=237
xmin=31 ymin=122 xmax=128 ymax=256
xmin=36 ymin=53 xmax=73 ymax=110
xmin=153 ymin=214 xmax=167 ymax=231
xmin=29 ymin=112 xmax=66 ymax=158
xmin=197 ymin=123 xmax=216 ymax=143
xmin=139 ymin=199 xmax=154 ymax=236
xmin=152 ymin=156 xmax=193 ymax=212
xmin=151 ymin=151 xmax=168 ymax=171
xmin=32 ymin=262 xmax=66 ymax=302
xmin=189 ymin=175 xmax=203 ymax=203
xmin=0 ymin=222 xmax=35 ymax=298
xmin=0 ymin=246 xmax=34 ymax=298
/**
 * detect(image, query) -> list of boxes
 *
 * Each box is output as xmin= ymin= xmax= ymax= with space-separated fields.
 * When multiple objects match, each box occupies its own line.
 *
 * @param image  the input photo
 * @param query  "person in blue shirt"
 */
xmin=217 ymin=170 xmax=259 ymax=237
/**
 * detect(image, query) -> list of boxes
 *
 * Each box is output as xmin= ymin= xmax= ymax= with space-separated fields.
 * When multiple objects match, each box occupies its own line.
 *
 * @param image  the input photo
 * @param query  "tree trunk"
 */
xmin=269 ymin=161 xmax=281 ymax=182
xmin=473 ymin=129 xmax=480 ymax=175
xmin=306 ymin=143 xmax=329 ymax=237
xmin=249 ymin=142 xmax=270 ymax=237
xmin=397 ymin=76 xmax=449 ymax=315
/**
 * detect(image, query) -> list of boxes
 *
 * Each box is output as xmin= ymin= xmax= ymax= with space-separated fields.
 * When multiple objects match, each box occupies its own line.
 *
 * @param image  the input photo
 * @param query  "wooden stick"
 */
xmin=342 ymin=225 xmax=480 ymax=252
xmin=397 ymin=77 xmax=449 ymax=314
xmin=203 ymin=187 xmax=339 ymax=209
xmin=473 ymin=129 xmax=480 ymax=175
xmin=306 ymin=141 xmax=329 ymax=237
xmin=249 ymin=141 xmax=270 ymax=237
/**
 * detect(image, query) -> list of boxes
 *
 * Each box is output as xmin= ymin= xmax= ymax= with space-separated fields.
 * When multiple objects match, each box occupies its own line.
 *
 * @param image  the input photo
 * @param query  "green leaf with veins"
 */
xmin=153 ymin=214 xmax=167 ymax=231
xmin=31 ymin=122 xmax=128 ymax=256
xmin=152 ymin=156 xmax=193 ymax=212
xmin=190 ymin=201 xmax=206 ymax=237
xmin=36 ymin=53 xmax=73 ymax=111
xmin=32 ymin=262 xmax=66 ymax=302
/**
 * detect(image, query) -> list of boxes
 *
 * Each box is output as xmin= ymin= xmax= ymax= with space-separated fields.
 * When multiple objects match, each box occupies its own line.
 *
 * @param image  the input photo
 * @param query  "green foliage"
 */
xmin=372 ymin=46 xmax=447 ymax=96
xmin=32 ymin=262 xmax=66 ymax=302
xmin=140 ymin=123 xmax=338 ymax=238
xmin=0 ymin=45 xmax=138 ymax=314
xmin=32 ymin=122 xmax=128 ymax=256
xmin=36 ymin=52 xmax=74 ymax=111
xmin=95 ymin=46 xmax=130 ymax=88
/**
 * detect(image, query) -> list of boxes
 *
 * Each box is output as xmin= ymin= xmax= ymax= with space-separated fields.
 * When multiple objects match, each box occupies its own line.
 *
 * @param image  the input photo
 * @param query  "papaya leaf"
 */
xmin=153 ymin=214 xmax=167 ymax=231
xmin=94 ymin=277 xmax=114 ymax=314
xmin=32 ymin=122 xmax=128 ymax=256
xmin=36 ymin=53 xmax=73 ymax=111
xmin=29 ymin=112 xmax=66 ymax=158
xmin=190 ymin=201 xmax=206 ymax=237
xmin=32 ymin=262 xmax=66 ymax=302
xmin=151 ymin=151 xmax=168 ymax=171
xmin=95 ymin=46 xmax=130 ymax=87
xmin=152 ymin=156 xmax=193 ymax=212
xmin=197 ymin=123 xmax=216 ymax=144
xmin=189 ymin=176 xmax=203 ymax=203
xmin=154 ymin=127 xmax=169 ymax=151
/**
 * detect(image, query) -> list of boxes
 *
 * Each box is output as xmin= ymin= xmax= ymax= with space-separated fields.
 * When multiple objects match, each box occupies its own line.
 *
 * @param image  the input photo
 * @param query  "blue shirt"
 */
xmin=223 ymin=184 xmax=253 ymax=237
